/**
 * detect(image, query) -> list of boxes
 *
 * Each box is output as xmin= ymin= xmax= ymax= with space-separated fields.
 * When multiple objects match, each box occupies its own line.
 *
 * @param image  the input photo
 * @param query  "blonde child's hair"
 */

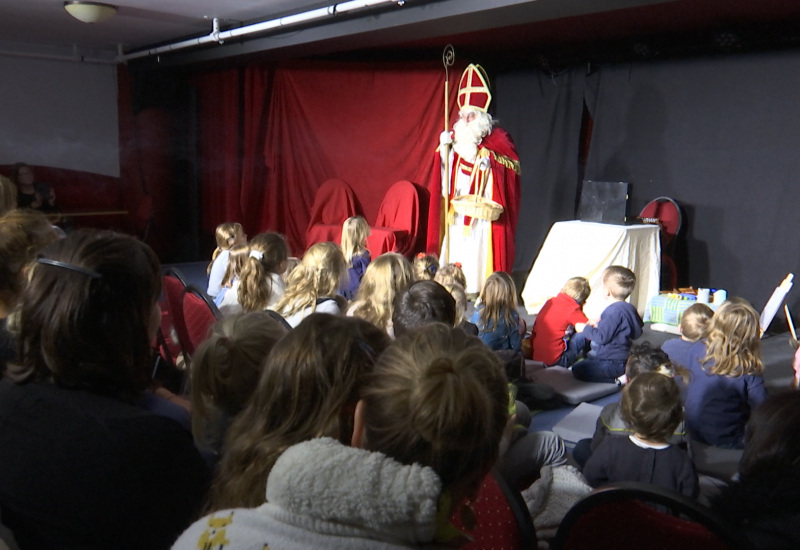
xmin=679 ymin=302 xmax=714 ymax=342
xmin=220 ymin=244 xmax=249 ymax=289
xmin=702 ymin=298 xmax=763 ymax=377
xmin=361 ymin=324 xmax=508 ymax=500
xmin=434 ymin=262 xmax=467 ymax=289
xmin=446 ymin=283 xmax=468 ymax=325
xmin=277 ymin=242 xmax=347 ymax=317
xmin=206 ymin=314 xmax=391 ymax=511
xmin=603 ymin=265 xmax=636 ymax=300
xmin=413 ymin=253 xmax=439 ymax=281
xmin=341 ymin=216 xmax=370 ymax=266
xmin=190 ymin=312 xmax=288 ymax=448
xmin=238 ymin=232 xmax=289 ymax=312
xmin=0 ymin=175 xmax=17 ymax=216
xmin=621 ymin=371 xmax=683 ymax=444
xmin=477 ymin=271 xmax=518 ymax=333
xmin=207 ymin=222 xmax=244 ymax=274
xmin=562 ymin=277 xmax=591 ymax=304
xmin=349 ymin=252 xmax=413 ymax=332
xmin=281 ymin=257 xmax=300 ymax=284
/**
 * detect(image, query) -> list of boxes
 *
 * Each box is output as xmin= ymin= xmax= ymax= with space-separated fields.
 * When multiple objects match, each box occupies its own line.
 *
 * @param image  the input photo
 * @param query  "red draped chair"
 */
xmin=367 ymin=180 xmax=421 ymax=258
xmin=305 ymin=178 xmax=359 ymax=250
xmin=181 ymin=284 xmax=222 ymax=358
xmin=639 ymin=196 xmax=683 ymax=289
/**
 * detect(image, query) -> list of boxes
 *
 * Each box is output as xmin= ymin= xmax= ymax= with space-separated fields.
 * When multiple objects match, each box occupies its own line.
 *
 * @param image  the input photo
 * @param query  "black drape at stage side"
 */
xmin=495 ymin=68 xmax=587 ymax=276
xmin=583 ymin=50 xmax=800 ymax=311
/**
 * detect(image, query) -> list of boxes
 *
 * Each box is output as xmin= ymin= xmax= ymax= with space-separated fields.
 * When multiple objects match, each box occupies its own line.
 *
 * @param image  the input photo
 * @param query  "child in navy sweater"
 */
xmin=572 ymin=266 xmax=643 ymax=383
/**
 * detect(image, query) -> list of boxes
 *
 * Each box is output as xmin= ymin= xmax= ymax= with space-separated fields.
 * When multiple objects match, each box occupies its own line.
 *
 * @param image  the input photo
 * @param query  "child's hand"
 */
xmin=575 ymin=322 xmax=587 ymax=333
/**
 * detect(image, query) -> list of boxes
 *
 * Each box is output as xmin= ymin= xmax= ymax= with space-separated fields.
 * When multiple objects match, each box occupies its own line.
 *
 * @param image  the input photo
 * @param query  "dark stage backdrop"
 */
xmin=583 ymin=50 xmax=800 ymax=311
xmin=494 ymin=68 xmax=587 ymax=274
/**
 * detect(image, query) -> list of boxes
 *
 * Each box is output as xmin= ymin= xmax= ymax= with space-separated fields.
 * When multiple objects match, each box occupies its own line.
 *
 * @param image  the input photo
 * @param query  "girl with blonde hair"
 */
xmin=434 ymin=261 xmax=467 ymax=290
xmin=470 ymin=271 xmax=523 ymax=352
xmin=413 ymin=252 xmax=439 ymax=281
xmin=213 ymin=243 xmax=249 ymax=307
xmin=277 ymin=241 xmax=347 ymax=327
xmin=0 ymin=176 xmax=16 ymax=216
xmin=347 ymin=252 xmax=412 ymax=334
xmin=202 ymin=314 xmax=391 ymax=512
xmin=684 ymin=298 xmax=766 ymax=448
xmin=207 ymin=222 xmax=246 ymax=299
xmin=175 ymin=323 xmax=508 ymax=549
xmin=340 ymin=216 xmax=371 ymax=300
xmin=190 ymin=311 xmax=288 ymax=460
xmin=218 ymin=232 xmax=288 ymax=317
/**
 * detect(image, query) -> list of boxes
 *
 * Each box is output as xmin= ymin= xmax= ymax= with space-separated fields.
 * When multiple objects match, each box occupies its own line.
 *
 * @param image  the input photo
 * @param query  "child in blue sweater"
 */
xmin=572 ymin=266 xmax=643 ymax=383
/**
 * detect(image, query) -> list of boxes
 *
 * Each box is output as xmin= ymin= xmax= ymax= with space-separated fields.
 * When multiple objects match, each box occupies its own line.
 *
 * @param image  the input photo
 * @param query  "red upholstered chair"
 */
xmin=367 ymin=180 xmax=421 ymax=258
xmin=450 ymin=468 xmax=537 ymax=549
xmin=551 ymin=482 xmax=748 ymax=550
xmin=639 ymin=197 xmax=683 ymax=290
xmin=181 ymin=284 xmax=222 ymax=358
xmin=305 ymin=178 xmax=359 ymax=250
xmin=162 ymin=268 xmax=190 ymax=360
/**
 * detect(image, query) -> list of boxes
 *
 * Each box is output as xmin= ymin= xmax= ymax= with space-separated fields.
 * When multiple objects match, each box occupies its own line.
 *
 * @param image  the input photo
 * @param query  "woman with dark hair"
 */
xmin=711 ymin=391 xmax=800 ymax=549
xmin=11 ymin=163 xmax=56 ymax=212
xmin=0 ymin=230 xmax=209 ymax=550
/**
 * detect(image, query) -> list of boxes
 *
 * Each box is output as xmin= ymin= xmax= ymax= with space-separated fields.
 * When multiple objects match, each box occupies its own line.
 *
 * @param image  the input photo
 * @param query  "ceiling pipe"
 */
xmin=117 ymin=0 xmax=408 ymax=63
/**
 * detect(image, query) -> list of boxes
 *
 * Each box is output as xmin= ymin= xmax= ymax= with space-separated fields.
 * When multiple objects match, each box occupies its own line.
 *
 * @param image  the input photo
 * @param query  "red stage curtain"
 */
xmin=260 ymin=60 xmax=463 ymax=254
xmin=194 ymin=69 xmax=244 ymax=234
xmin=194 ymin=60 xmax=463 ymax=256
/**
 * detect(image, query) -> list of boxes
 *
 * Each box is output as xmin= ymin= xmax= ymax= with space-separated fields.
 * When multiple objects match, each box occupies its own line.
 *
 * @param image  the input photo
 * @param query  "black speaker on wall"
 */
xmin=577 ymin=180 xmax=631 ymax=224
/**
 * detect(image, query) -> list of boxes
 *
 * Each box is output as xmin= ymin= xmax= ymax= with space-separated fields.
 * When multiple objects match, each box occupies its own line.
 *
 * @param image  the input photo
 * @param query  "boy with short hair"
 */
xmin=531 ymin=276 xmax=591 ymax=366
xmin=572 ymin=266 xmax=643 ymax=383
xmin=661 ymin=302 xmax=714 ymax=370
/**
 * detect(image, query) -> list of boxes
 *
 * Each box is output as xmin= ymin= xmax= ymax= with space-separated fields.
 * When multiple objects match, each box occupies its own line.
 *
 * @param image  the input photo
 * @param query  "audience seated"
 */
xmin=0 ymin=230 xmax=208 ymax=550
xmin=710 ymin=391 xmax=800 ymax=549
xmin=203 ymin=314 xmax=391 ymax=512
xmin=207 ymin=222 xmax=247 ymax=299
xmin=0 ymin=209 xmax=59 ymax=374
xmin=392 ymin=279 xmax=456 ymax=338
xmin=190 ymin=312 xmax=289 ymax=462
xmin=347 ymin=252 xmax=413 ymax=336
xmin=219 ymin=232 xmax=288 ymax=317
xmin=174 ymin=323 xmax=509 ymax=549
xmin=0 ymin=176 xmax=16 ymax=216
xmin=276 ymin=242 xmax=348 ymax=327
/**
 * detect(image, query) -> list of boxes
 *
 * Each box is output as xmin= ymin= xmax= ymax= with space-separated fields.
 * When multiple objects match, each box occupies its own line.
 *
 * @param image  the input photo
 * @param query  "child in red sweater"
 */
xmin=531 ymin=277 xmax=590 ymax=366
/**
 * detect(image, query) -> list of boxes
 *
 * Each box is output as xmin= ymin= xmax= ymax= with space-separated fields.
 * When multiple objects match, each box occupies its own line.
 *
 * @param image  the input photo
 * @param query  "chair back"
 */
xmin=181 ymin=284 xmax=222 ymax=357
xmin=162 ymin=268 xmax=190 ymax=358
xmin=639 ymin=196 xmax=682 ymax=246
xmin=369 ymin=180 xmax=421 ymax=256
xmin=552 ymin=482 xmax=748 ymax=550
xmin=305 ymin=178 xmax=359 ymax=249
xmin=451 ymin=468 xmax=537 ymax=549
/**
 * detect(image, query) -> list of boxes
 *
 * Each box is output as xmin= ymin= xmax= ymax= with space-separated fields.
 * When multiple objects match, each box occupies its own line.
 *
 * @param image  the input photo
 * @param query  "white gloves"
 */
xmin=439 ymin=130 xmax=453 ymax=146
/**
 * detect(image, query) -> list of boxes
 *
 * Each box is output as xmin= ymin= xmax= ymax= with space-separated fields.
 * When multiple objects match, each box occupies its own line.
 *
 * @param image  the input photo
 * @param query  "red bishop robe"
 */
xmin=425 ymin=126 xmax=521 ymax=274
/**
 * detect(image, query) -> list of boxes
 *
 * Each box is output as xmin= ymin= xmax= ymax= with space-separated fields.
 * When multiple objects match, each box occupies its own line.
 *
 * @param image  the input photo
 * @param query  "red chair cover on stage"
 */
xmin=162 ymin=268 xmax=190 ymax=361
xmin=305 ymin=178 xmax=358 ymax=250
xmin=367 ymin=180 xmax=421 ymax=258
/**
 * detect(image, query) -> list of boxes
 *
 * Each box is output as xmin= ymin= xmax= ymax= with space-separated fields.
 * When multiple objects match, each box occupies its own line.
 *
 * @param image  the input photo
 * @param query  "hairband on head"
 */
xmin=249 ymin=250 xmax=264 ymax=261
xmin=37 ymin=258 xmax=101 ymax=279
xmin=655 ymin=363 xmax=675 ymax=377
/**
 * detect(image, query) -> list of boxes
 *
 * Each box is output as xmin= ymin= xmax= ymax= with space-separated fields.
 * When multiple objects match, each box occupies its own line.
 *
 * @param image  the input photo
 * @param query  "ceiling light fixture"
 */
xmin=64 ymin=1 xmax=118 ymax=24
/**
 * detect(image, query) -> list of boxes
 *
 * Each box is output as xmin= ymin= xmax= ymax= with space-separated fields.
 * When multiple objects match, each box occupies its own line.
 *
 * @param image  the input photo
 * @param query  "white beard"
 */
xmin=452 ymin=115 xmax=489 ymax=162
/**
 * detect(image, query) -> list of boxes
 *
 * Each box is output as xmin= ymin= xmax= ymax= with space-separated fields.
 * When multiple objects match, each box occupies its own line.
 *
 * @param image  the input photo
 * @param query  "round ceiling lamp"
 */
xmin=64 ymin=1 xmax=118 ymax=24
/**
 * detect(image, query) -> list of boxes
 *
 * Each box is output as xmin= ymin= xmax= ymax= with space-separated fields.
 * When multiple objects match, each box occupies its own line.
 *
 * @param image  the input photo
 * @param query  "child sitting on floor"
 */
xmin=573 ymin=266 xmax=643 ymax=383
xmin=661 ymin=302 xmax=714 ymax=370
xmin=207 ymin=222 xmax=246 ymax=299
xmin=213 ymin=243 xmax=249 ymax=307
xmin=531 ymin=276 xmax=591 ymax=367
xmin=572 ymin=343 xmax=689 ymax=467
xmin=412 ymin=253 xmax=439 ymax=281
xmin=683 ymin=298 xmax=766 ymax=449
xmin=340 ymin=216 xmax=371 ymax=301
xmin=583 ymin=370 xmax=699 ymax=498
xmin=471 ymin=271 xmax=523 ymax=353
